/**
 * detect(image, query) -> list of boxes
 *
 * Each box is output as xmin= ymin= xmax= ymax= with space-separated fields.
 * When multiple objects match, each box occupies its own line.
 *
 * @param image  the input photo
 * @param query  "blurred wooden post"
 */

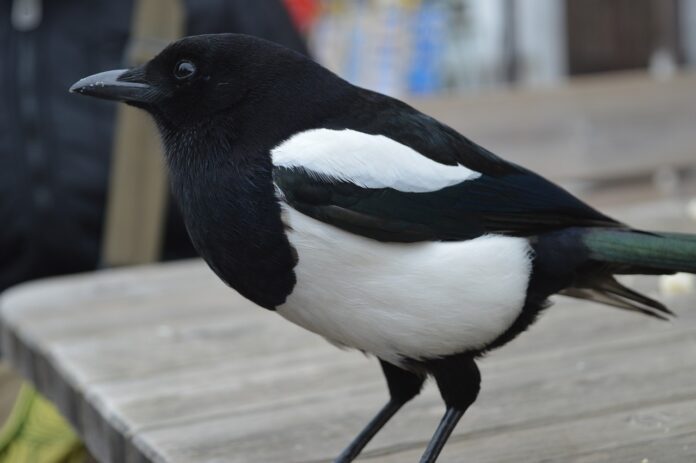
xmin=651 ymin=0 xmax=681 ymax=63
xmin=101 ymin=0 xmax=184 ymax=267
xmin=502 ymin=0 xmax=519 ymax=84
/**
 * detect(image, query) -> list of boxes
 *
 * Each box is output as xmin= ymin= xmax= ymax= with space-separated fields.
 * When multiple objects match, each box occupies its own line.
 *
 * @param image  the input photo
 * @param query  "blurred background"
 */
xmin=292 ymin=0 xmax=696 ymax=95
xmin=285 ymin=0 xmax=696 ymax=208
xmin=1 ymin=0 xmax=696 ymax=462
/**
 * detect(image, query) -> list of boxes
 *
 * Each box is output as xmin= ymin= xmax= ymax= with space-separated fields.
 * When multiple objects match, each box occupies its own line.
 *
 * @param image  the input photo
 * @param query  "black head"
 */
xmin=72 ymin=35 xmax=326 ymax=308
xmin=70 ymin=34 xmax=345 ymax=136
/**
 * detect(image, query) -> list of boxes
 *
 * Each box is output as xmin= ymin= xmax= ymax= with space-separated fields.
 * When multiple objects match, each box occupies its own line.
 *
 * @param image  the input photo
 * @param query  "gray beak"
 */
xmin=69 ymin=69 xmax=151 ymax=103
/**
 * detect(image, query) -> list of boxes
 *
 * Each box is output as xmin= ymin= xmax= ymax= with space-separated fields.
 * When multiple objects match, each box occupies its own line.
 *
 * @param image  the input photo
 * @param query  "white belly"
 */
xmin=277 ymin=206 xmax=533 ymax=364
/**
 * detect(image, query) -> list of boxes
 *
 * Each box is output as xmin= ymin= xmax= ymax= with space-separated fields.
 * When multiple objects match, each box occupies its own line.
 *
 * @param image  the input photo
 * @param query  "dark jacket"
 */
xmin=0 ymin=0 xmax=307 ymax=291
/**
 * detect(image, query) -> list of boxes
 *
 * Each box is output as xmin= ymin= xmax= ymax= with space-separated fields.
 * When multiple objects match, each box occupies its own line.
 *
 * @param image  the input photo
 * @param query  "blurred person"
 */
xmin=0 ymin=1 xmax=307 ymax=461
xmin=0 ymin=0 xmax=307 ymax=292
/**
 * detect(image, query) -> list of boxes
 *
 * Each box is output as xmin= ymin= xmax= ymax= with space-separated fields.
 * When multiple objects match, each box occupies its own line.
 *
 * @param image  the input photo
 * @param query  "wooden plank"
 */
xmin=4 ymin=269 xmax=695 ymax=463
xmin=371 ymin=400 xmax=696 ymax=463
xmin=116 ymin=286 xmax=696 ymax=463
xmin=408 ymin=71 xmax=696 ymax=183
xmin=0 ymin=195 xmax=695 ymax=462
xmin=101 ymin=0 xmax=184 ymax=266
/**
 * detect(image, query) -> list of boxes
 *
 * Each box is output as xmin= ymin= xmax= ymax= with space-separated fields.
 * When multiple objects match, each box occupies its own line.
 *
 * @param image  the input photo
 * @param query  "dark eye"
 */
xmin=174 ymin=60 xmax=196 ymax=80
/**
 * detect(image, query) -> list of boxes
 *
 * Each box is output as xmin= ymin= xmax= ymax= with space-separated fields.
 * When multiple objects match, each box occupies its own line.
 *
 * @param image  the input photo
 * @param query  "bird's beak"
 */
xmin=69 ymin=68 xmax=151 ymax=104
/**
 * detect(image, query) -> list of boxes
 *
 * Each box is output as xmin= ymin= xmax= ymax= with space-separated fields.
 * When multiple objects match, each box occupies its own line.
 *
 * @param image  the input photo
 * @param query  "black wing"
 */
xmin=274 ymin=92 xmax=621 ymax=242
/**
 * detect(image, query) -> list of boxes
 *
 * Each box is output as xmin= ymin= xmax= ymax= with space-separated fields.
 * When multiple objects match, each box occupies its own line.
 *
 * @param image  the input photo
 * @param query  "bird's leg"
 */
xmin=335 ymin=359 xmax=425 ymax=463
xmin=420 ymin=355 xmax=480 ymax=463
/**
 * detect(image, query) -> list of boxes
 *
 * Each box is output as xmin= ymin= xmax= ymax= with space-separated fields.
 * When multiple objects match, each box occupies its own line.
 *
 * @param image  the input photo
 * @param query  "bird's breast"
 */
xmin=168 ymin=159 xmax=298 ymax=310
xmin=277 ymin=204 xmax=534 ymax=364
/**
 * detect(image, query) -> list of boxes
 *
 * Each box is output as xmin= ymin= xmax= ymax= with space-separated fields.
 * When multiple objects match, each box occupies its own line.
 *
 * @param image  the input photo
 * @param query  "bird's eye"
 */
xmin=174 ymin=60 xmax=196 ymax=80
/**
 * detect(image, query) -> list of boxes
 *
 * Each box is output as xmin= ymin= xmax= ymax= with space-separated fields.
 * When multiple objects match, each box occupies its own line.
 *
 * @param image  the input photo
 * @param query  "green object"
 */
xmin=0 ymin=385 xmax=85 ymax=463
xmin=583 ymin=229 xmax=696 ymax=273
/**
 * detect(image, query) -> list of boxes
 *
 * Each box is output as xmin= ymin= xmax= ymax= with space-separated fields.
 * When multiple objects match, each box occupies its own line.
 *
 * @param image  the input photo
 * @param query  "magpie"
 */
xmin=70 ymin=34 xmax=696 ymax=462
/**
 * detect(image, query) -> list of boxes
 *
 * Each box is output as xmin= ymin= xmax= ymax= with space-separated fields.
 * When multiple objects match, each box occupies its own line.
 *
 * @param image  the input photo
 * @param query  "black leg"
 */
xmin=335 ymin=360 xmax=425 ymax=463
xmin=419 ymin=355 xmax=481 ymax=463
xmin=334 ymin=398 xmax=404 ymax=463
xmin=419 ymin=408 xmax=464 ymax=463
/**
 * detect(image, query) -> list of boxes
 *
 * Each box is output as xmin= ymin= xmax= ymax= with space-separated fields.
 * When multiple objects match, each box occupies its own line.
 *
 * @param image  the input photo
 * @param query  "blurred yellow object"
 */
xmin=659 ymin=272 xmax=696 ymax=296
xmin=0 ymin=385 xmax=85 ymax=463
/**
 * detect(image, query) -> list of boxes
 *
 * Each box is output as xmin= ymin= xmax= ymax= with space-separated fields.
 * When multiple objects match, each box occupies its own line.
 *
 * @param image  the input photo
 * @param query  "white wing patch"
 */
xmin=271 ymin=128 xmax=481 ymax=193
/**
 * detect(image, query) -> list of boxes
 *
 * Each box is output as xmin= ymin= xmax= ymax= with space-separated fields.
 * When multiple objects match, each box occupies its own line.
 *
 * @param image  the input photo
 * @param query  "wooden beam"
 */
xmin=101 ymin=0 xmax=184 ymax=267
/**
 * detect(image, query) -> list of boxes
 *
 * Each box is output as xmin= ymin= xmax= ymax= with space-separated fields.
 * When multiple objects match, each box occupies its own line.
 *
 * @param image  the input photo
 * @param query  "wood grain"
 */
xmin=1 ymin=194 xmax=695 ymax=463
xmin=409 ymin=71 xmax=696 ymax=184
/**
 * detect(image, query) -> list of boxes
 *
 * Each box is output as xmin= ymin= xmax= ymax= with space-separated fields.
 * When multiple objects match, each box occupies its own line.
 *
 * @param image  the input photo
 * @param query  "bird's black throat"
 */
xmin=159 ymin=120 xmax=297 ymax=310
xmin=150 ymin=64 xmax=355 ymax=311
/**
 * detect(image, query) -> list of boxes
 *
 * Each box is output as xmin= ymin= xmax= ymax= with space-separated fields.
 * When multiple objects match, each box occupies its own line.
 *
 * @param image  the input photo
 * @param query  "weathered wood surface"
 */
xmin=0 ymin=196 xmax=695 ymax=463
xmin=410 ymin=71 xmax=696 ymax=183
xmin=1 ymin=71 xmax=696 ymax=462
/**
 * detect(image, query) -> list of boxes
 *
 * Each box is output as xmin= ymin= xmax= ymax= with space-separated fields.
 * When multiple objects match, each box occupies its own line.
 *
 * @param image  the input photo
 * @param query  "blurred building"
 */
xmin=306 ymin=0 xmax=696 ymax=96
xmin=684 ymin=0 xmax=696 ymax=64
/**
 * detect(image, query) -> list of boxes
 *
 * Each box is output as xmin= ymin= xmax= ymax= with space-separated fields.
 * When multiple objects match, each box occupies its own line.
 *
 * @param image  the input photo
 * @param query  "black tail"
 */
xmin=582 ymin=229 xmax=696 ymax=274
xmin=560 ymin=229 xmax=696 ymax=320
xmin=561 ymin=274 xmax=674 ymax=320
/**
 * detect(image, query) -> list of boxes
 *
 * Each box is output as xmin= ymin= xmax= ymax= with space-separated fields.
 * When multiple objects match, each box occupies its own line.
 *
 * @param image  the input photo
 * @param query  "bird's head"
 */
xmin=70 ymin=34 xmax=341 ymax=137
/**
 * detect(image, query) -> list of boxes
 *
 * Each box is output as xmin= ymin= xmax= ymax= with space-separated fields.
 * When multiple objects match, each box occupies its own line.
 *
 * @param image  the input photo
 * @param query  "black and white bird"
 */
xmin=71 ymin=34 xmax=696 ymax=462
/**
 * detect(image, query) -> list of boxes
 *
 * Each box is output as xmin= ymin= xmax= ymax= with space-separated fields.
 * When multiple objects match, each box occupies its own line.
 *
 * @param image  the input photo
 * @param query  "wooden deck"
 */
xmin=1 ymin=71 xmax=696 ymax=462
xmin=410 ymin=71 xmax=696 ymax=185
xmin=0 ymin=196 xmax=695 ymax=463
